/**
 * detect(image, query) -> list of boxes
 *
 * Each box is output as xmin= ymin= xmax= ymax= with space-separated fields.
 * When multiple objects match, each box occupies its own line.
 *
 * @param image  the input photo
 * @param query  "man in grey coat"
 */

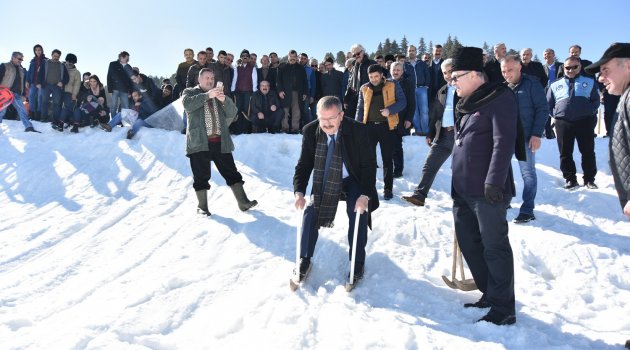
xmin=182 ymin=68 xmax=257 ymax=215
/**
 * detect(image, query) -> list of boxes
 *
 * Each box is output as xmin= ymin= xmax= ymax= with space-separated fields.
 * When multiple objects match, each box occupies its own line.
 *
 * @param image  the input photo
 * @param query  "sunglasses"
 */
xmin=451 ymin=71 xmax=472 ymax=83
xmin=564 ymin=65 xmax=580 ymax=71
xmin=353 ymin=51 xmax=363 ymax=57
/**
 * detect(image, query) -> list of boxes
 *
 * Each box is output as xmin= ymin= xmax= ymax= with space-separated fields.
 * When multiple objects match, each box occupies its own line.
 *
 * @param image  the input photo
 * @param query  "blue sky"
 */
xmin=2 ymin=0 xmax=628 ymax=82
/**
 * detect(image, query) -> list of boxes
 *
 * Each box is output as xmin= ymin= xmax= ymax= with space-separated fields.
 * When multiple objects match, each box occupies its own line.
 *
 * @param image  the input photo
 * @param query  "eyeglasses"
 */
xmin=564 ymin=65 xmax=579 ymax=71
xmin=311 ymin=64 xmax=317 ymax=68
xmin=451 ymin=71 xmax=472 ymax=83
xmin=15 ymin=57 xmax=23 ymax=61
xmin=353 ymin=51 xmax=363 ymax=58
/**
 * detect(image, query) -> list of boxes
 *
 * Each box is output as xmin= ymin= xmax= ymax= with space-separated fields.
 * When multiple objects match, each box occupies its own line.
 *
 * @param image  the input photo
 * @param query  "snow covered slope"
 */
xmin=0 ymin=120 xmax=628 ymax=349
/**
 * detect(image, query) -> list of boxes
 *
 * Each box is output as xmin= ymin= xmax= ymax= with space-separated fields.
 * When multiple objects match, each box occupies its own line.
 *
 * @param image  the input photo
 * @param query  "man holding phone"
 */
xmin=182 ymin=68 xmax=257 ymax=215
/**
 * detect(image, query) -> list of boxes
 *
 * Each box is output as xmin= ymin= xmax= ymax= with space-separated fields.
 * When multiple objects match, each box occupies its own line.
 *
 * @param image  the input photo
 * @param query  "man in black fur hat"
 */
xmin=450 ymin=46 xmax=518 ymax=326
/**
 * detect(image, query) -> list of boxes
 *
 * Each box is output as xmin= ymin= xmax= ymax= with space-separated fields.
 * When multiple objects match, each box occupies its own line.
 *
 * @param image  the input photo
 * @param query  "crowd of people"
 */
xmin=2 ymin=41 xmax=629 ymax=331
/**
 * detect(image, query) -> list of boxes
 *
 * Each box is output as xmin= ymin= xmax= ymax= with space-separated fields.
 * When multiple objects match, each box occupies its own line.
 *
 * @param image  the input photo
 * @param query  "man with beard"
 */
xmin=182 ymin=68 xmax=257 ymax=215
xmin=356 ymin=64 xmax=407 ymax=200
xmin=450 ymin=47 xmax=517 ymax=326
xmin=277 ymin=50 xmax=308 ymax=133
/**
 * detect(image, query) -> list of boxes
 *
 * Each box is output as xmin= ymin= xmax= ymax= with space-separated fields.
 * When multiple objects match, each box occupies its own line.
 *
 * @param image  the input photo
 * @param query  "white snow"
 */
xmin=0 ymin=119 xmax=628 ymax=349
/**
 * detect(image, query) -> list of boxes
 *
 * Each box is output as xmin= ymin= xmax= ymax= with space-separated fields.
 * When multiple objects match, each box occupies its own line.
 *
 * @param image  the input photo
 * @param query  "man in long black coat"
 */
xmin=293 ymin=96 xmax=378 ymax=284
xmin=450 ymin=47 xmax=517 ymax=326
xmin=277 ymin=50 xmax=308 ymax=133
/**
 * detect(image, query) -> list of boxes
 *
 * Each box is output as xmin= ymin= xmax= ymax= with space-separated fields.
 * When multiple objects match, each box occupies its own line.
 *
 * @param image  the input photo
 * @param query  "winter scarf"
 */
xmin=312 ymin=127 xmax=343 ymax=228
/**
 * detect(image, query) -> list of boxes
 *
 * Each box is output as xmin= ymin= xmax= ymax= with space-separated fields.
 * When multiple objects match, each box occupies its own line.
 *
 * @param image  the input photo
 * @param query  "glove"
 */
xmin=484 ymin=184 xmax=503 ymax=204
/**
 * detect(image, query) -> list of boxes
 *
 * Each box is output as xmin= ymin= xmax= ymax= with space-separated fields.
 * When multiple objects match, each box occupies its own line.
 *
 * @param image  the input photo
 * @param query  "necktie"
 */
xmin=322 ymin=135 xmax=335 ymax=189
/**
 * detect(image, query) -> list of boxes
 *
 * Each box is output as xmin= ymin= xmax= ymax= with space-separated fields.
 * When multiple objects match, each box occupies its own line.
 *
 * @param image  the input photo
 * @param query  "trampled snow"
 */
xmin=0 ymin=119 xmax=628 ymax=349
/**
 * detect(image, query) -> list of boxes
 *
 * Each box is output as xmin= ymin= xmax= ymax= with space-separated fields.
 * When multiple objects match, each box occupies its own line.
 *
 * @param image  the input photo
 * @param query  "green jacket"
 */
xmin=182 ymin=86 xmax=238 ymax=156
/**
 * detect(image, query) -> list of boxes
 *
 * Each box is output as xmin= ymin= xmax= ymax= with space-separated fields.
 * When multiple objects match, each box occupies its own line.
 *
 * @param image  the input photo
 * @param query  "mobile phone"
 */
xmin=216 ymin=81 xmax=224 ymax=90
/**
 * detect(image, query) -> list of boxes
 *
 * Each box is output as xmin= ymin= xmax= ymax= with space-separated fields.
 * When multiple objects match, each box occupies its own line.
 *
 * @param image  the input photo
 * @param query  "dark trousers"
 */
xmin=415 ymin=129 xmax=454 ymax=198
xmin=252 ymin=109 xmax=283 ymax=133
xmin=60 ymin=92 xmax=76 ymax=123
xmin=555 ymin=118 xmax=597 ymax=183
xmin=392 ymin=134 xmax=404 ymax=174
xmin=189 ymin=141 xmax=243 ymax=191
xmin=367 ymin=122 xmax=395 ymax=191
xmin=544 ymin=117 xmax=555 ymax=139
xmin=300 ymin=176 xmax=369 ymax=263
xmin=229 ymin=91 xmax=252 ymax=135
xmin=453 ymin=190 xmax=515 ymax=316
xmin=604 ymin=93 xmax=620 ymax=137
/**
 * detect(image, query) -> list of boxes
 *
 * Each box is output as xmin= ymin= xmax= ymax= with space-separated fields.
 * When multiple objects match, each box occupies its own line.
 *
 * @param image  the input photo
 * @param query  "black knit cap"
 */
xmin=451 ymin=47 xmax=484 ymax=72
xmin=585 ymin=42 xmax=630 ymax=74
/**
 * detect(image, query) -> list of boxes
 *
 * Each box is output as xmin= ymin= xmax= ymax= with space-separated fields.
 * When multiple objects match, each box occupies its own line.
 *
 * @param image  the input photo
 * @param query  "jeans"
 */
xmin=131 ymin=119 xmax=151 ymax=134
xmin=415 ymin=129 xmax=455 ymax=198
xmin=413 ymin=86 xmax=429 ymax=134
xmin=367 ymin=122 xmax=395 ymax=191
xmin=28 ymin=85 xmax=42 ymax=114
xmin=0 ymin=92 xmax=33 ymax=129
xmin=517 ymin=143 xmax=537 ymax=215
xmin=110 ymin=90 xmax=130 ymax=115
xmin=40 ymin=84 xmax=63 ymax=121
xmin=60 ymin=92 xmax=76 ymax=122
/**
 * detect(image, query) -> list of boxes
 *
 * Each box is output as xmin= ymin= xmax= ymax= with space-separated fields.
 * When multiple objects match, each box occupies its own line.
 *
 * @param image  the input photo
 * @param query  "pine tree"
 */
xmin=507 ymin=48 xmax=518 ymax=56
xmin=428 ymin=40 xmax=434 ymax=55
xmin=451 ymin=36 xmax=463 ymax=58
xmin=482 ymin=42 xmax=492 ymax=57
xmin=391 ymin=40 xmax=400 ymax=55
xmin=533 ymin=54 xmax=540 ymax=62
xmin=324 ymin=52 xmax=334 ymax=61
xmin=375 ymin=42 xmax=383 ymax=57
xmin=418 ymin=37 xmax=427 ymax=55
xmin=335 ymin=51 xmax=346 ymax=66
xmin=401 ymin=36 xmax=409 ymax=55
xmin=443 ymin=35 xmax=453 ymax=59
xmin=383 ymin=38 xmax=392 ymax=56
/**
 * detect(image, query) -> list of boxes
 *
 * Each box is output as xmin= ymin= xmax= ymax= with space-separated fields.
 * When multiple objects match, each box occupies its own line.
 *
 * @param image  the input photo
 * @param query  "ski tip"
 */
xmin=289 ymin=279 xmax=299 ymax=292
xmin=345 ymin=282 xmax=354 ymax=292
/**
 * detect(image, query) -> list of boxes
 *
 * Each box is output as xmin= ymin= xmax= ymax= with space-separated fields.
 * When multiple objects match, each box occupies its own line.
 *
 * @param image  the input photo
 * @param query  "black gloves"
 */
xmin=484 ymin=184 xmax=503 ymax=204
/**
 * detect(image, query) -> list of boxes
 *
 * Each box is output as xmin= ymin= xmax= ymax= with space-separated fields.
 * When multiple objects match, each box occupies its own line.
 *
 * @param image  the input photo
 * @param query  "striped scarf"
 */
xmin=312 ymin=128 xmax=343 ymax=228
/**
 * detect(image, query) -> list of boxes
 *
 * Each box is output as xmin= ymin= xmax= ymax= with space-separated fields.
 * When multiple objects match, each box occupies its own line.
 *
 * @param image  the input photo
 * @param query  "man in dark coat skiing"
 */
xmin=293 ymin=96 xmax=378 ymax=285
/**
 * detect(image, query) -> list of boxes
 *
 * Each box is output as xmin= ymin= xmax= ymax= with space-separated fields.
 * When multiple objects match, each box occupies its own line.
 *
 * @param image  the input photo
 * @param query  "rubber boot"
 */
xmin=229 ymin=182 xmax=258 ymax=211
xmin=195 ymin=190 xmax=210 ymax=216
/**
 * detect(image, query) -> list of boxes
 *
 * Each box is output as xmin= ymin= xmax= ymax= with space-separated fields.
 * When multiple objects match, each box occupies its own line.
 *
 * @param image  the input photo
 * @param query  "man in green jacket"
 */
xmin=182 ymin=68 xmax=257 ymax=215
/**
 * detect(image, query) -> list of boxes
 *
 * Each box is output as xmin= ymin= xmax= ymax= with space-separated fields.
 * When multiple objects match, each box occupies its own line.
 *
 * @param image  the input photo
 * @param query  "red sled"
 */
xmin=0 ymin=86 xmax=15 ymax=112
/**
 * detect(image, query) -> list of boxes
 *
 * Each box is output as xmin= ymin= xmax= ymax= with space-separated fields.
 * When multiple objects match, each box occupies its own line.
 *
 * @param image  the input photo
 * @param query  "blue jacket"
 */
xmin=547 ymin=75 xmax=599 ymax=121
xmin=304 ymin=65 xmax=316 ymax=99
xmin=508 ymin=74 xmax=549 ymax=139
xmin=408 ymin=59 xmax=430 ymax=87
xmin=25 ymin=56 xmax=46 ymax=84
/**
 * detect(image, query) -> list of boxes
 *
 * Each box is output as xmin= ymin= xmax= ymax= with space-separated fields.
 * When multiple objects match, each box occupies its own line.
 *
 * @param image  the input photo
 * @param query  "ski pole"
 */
xmin=348 ymin=207 xmax=364 ymax=286
xmin=295 ymin=207 xmax=303 ymax=278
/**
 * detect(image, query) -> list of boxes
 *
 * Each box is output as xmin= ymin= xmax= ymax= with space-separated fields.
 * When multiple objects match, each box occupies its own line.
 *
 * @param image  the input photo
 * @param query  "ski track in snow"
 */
xmin=0 ymin=120 xmax=628 ymax=349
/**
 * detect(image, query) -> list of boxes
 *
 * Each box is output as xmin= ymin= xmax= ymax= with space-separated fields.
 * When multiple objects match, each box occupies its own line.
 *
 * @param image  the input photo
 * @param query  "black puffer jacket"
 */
xmin=610 ymin=88 xmax=630 ymax=208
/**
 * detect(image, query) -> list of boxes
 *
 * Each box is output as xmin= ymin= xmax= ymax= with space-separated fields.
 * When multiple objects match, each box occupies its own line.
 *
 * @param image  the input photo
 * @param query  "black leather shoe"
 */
xmin=513 ymin=213 xmax=535 ymax=223
xmin=563 ymin=180 xmax=579 ymax=190
xmin=477 ymin=309 xmax=516 ymax=326
xmin=584 ymin=181 xmax=598 ymax=189
xmin=464 ymin=296 xmax=491 ymax=309
xmin=393 ymin=171 xmax=403 ymax=178
xmin=383 ymin=189 xmax=393 ymax=200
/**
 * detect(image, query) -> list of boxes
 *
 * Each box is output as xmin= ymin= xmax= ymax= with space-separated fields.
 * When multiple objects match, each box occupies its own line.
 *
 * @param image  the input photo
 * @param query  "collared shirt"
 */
xmin=326 ymin=132 xmax=348 ymax=178
xmin=441 ymin=85 xmax=456 ymax=127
